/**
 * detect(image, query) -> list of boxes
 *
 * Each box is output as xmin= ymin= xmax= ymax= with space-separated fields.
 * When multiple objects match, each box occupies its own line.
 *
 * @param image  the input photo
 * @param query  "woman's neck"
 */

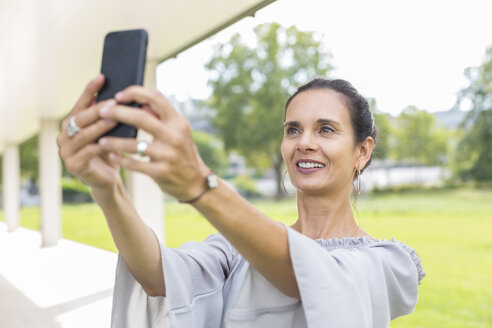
xmin=291 ymin=189 xmax=359 ymax=240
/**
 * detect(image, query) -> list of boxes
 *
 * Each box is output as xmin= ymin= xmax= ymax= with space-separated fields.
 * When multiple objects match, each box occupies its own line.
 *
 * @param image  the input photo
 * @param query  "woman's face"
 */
xmin=281 ymin=89 xmax=359 ymax=196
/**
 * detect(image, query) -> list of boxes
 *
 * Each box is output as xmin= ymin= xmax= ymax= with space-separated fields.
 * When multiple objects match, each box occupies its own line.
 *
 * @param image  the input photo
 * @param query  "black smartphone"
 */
xmin=96 ymin=29 xmax=148 ymax=138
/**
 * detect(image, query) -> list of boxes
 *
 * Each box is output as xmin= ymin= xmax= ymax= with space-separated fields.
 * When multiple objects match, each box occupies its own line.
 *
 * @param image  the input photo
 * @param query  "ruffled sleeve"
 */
xmin=285 ymin=225 xmax=426 ymax=328
xmin=111 ymin=232 xmax=238 ymax=328
xmin=383 ymin=238 xmax=427 ymax=286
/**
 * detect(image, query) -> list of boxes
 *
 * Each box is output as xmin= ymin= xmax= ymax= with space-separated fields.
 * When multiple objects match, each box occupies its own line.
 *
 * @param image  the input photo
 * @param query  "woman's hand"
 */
xmin=96 ymin=86 xmax=210 ymax=202
xmin=57 ymin=75 xmax=122 ymax=192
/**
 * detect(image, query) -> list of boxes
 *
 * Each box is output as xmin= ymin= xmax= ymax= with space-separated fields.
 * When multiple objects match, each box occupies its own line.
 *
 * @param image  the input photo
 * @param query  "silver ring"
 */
xmin=67 ymin=116 xmax=81 ymax=137
xmin=136 ymin=140 xmax=149 ymax=156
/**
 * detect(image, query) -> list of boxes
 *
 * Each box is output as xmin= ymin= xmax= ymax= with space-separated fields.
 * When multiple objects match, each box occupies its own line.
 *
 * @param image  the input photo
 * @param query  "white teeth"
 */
xmin=297 ymin=162 xmax=325 ymax=169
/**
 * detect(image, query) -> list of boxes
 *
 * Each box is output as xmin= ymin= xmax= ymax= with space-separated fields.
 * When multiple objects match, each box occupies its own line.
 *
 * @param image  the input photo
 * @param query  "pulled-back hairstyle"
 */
xmin=284 ymin=78 xmax=377 ymax=174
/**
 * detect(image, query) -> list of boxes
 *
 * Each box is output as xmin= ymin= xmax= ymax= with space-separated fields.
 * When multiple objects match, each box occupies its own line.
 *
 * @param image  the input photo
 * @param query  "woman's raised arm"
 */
xmin=90 ymin=183 xmax=165 ymax=296
xmin=57 ymin=75 xmax=164 ymax=296
xmin=98 ymin=85 xmax=300 ymax=298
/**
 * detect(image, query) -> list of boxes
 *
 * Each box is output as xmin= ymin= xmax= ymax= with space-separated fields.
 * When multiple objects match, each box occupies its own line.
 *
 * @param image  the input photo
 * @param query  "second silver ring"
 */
xmin=136 ymin=140 xmax=149 ymax=156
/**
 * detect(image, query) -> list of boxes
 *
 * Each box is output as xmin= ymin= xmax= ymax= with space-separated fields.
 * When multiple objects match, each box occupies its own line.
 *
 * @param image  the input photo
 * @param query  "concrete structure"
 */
xmin=362 ymin=164 xmax=449 ymax=191
xmin=39 ymin=118 xmax=62 ymax=247
xmin=2 ymin=144 xmax=20 ymax=231
xmin=0 ymin=222 xmax=118 ymax=328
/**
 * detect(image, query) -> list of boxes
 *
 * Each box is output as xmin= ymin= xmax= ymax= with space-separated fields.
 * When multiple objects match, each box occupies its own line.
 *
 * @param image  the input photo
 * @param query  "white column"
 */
xmin=39 ymin=118 xmax=61 ymax=247
xmin=126 ymin=58 xmax=165 ymax=243
xmin=2 ymin=144 xmax=20 ymax=232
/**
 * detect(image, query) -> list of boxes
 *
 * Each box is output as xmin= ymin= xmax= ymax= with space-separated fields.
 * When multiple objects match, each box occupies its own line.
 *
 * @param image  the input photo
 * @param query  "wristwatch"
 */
xmin=179 ymin=173 xmax=218 ymax=204
xmin=206 ymin=173 xmax=219 ymax=189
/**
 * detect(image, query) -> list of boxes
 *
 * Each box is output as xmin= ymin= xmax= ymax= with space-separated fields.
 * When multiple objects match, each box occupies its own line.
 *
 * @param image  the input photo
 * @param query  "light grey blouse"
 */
xmin=111 ymin=223 xmax=426 ymax=327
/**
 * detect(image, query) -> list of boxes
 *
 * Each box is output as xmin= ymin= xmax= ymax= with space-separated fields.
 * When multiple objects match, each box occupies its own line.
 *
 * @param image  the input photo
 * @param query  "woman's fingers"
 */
xmin=114 ymin=86 xmax=179 ymax=121
xmin=62 ymin=99 xmax=115 ymax=134
xmin=64 ymin=143 xmax=105 ymax=175
xmin=108 ymin=152 xmax=164 ymax=178
xmin=98 ymin=104 xmax=173 ymax=139
xmin=59 ymin=116 xmax=117 ymax=159
xmin=76 ymin=100 xmax=115 ymax=129
xmin=64 ymin=143 xmax=120 ymax=190
xmin=59 ymin=99 xmax=116 ymax=148
xmin=60 ymin=74 xmax=105 ymax=141
xmin=98 ymin=137 xmax=170 ymax=160
xmin=72 ymin=74 xmax=105 ymax=115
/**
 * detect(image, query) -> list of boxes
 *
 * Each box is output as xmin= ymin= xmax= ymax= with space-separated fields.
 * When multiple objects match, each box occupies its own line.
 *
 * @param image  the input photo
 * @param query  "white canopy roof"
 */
xmin=0 ymin=0 xmax=275 ymax=153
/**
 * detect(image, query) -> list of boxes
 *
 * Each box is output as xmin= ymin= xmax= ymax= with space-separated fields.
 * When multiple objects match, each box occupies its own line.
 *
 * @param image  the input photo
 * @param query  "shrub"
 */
xmin=232 ymin=175 xmax=262 ymax=198
xmin=62 ymin=177 xmax=92 ymax=203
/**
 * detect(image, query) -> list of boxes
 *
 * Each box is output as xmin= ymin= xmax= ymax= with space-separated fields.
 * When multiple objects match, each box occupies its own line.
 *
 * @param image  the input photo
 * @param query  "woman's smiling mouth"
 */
xmin=296 ymin=159 xmax=326 ymax=174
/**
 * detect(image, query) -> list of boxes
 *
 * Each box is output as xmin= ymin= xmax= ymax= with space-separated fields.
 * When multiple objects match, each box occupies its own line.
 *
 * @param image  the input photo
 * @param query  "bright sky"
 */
xmin=157 ymin=0 xmax=492 ymax=116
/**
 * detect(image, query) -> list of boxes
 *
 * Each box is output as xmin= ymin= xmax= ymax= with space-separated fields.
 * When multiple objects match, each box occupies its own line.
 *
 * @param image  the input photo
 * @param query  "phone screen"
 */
xmin=97 ymin=29 xmax=148 ymax=138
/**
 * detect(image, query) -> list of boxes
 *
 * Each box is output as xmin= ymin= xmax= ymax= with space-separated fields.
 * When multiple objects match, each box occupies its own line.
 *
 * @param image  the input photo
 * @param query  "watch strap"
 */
xmin=179 ymin=173 xmax=218 ymax=204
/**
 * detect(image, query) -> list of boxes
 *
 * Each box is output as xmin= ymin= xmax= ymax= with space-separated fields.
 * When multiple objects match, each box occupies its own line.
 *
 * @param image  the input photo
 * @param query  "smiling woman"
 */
xmin=282 ymin=79 xmax=377 ymax=239
xmin=57 ymin=76 xmax=425 ymax=327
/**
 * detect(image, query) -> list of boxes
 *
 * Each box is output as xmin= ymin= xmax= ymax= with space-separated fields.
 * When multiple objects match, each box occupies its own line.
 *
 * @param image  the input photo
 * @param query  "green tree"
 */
xmin=204 ymin=23 xmax=333 ymax=198
xmin=0 ymin=155 xmax=3 ymax=187
xmin=192 ymin=130 xmax=228 ymax=176
xmin=453 ymin=46 xmax=492 ymax=182
xmin=368 ymin=98 xmax=391 ymax=160
xmin=393 ymin=106 xmax=448 ymax=165
xmin=20 ymin=134 xmax=39 ymax=182
xmin=0 ymin=135 xmax=38 ymax=192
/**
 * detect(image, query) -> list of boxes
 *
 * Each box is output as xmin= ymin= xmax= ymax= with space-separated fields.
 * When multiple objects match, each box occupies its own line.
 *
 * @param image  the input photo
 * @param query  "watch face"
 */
xmin=207 ymin=174 xmax=219 ymax=189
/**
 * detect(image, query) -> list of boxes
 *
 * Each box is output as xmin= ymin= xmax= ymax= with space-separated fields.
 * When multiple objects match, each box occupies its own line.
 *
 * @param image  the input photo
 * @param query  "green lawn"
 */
xmin=1 ymin=188 xmax=491 ymax=327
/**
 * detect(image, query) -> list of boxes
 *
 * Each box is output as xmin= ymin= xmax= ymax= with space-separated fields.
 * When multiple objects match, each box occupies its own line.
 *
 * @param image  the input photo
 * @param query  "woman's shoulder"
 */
xmin=312 ymin=233 xmax=415 ymax=258
xmin=309 ymin=233 xmax=426 ymax=285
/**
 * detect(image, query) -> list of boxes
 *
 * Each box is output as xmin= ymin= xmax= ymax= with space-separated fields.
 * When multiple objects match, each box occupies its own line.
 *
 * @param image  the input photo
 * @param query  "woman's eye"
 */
xmin=321 ymin=126 xmax=334 ymax=134
xmin=286 ymin=127 xmax=300 ymax=135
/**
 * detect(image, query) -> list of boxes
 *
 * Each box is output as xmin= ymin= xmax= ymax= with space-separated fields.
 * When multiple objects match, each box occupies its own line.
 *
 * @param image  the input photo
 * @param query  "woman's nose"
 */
xmin=297 ymin=132 xmax=318 ymax=152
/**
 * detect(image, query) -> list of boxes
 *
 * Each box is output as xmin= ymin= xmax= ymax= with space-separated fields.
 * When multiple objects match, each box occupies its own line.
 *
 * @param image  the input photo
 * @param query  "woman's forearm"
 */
xmin=192 ymin=178 xmax=300 ymax=299
xmin=91 ymin=182 xmax=165 ymax=296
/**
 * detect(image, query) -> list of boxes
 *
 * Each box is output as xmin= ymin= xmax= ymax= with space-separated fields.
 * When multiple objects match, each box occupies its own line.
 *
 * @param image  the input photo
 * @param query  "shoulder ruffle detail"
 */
xmin=315 ymin=236 xmax=427 ymax=286
xmin=314 ymin=235 xmax=376 ymax=251
xmin=377 ymin=238 xmax=427 ymax=285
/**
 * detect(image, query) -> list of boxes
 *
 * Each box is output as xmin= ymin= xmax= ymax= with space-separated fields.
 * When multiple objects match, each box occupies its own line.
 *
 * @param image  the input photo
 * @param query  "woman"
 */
xmin=57 ymin=76 xmax=426 ymax=327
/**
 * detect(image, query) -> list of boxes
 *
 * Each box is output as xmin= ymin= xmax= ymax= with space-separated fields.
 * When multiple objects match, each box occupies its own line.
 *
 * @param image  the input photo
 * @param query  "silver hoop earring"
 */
xmin=282 ymin=170 xmax=296 ymax=196
xmin=356 ymin=168 xmax=361 ymax=195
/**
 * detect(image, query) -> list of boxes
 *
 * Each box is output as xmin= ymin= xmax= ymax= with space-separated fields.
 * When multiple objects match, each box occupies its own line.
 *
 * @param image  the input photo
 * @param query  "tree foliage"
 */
xmin=204 ymin=23 xmax=333 ymax=197
xmin=369 ymin=98 xmax=391 ymax=160
xmin=0 ymin=135 xmax=38 ymax=190
xmin=454 ymin=46 xmax=492 ymax=182
xmin=192 ymin=130 xmax=228 ymax=176
xmin=0 ymin=155 xmax=3 ymax=187
xmin=20 ymin=134 xmax=39 ymax=182
xmin=393 ymin=106 xmax=448 ymax=165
